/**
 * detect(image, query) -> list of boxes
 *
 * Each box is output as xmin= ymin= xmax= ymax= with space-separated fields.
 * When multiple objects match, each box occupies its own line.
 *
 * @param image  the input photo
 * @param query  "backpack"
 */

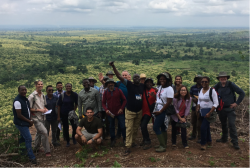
xmin=209 ymin=88 xmax=224 ymax=112
xmin=115 ymin=81 xmax=122 ymax=88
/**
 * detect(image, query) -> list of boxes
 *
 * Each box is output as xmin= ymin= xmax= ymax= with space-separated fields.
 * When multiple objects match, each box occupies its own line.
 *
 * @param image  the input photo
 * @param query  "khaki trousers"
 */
xmin=125 ymin=108 xmax=142 ymax=148
xmin=33 ymin=117 xmax=50 ymax=153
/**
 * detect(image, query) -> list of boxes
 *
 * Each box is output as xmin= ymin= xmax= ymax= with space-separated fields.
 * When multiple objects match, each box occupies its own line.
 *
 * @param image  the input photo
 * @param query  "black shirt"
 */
xmin=123 ymin=79 xmax=144 ymax=112
xmin=79 ymin=116 xmax=102 ymax=134
xmin=45 ymin=95 xmax=58 ymax=121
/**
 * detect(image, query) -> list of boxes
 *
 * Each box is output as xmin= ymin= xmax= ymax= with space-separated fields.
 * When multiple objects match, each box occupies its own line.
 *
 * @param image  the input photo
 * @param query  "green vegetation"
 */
xmin=112 ymin=161 xmax=122 ymax=167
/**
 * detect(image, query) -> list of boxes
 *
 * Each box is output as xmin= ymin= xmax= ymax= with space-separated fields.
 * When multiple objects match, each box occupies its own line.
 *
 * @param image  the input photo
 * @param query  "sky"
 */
xmin=0 ymin=0 xmax=249 ymax=27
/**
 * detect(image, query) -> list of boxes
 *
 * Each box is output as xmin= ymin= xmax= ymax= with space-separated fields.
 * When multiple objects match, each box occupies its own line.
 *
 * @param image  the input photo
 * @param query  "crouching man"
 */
xmin=75 ymin=107 xmax=103 ymax=152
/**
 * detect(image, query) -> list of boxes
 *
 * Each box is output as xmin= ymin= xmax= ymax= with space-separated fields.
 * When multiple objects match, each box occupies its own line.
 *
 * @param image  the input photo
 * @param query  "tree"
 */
xmin=132 ymin=59 xmax=140 ymax=65
xmin=231 ymin=70 xmax=237 ymax=76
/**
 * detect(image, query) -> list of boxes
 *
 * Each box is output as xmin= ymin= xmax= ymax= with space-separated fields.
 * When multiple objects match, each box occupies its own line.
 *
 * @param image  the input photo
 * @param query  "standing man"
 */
xmin=78 ymin=79 xmax=102 ymax=119
xmin=189 ymin=75 xmax=203 ymax=143
xmin=140 ymin=73 xmax=146 ymax=84
xmin=13 ymin=85 xmax=37 ymax=165
xmin=28 ymin=79 xmax=51 ymax=157
xmin=89 ymin=77 xmax=100 ymax=91
xmin=214 ymin=72 xmax=245 ymax=149
xmin=53 ymin=81 xmax=65 ymax=141
xmin=109 ymin=62 xmax=144 ymax=156
xmin=45 ymin=85 xmax=61 ymax=147
xmin=102 ymin=78 xmax=127 ymax=147
xmin=106 ymin=70 xmax=115 ymax=79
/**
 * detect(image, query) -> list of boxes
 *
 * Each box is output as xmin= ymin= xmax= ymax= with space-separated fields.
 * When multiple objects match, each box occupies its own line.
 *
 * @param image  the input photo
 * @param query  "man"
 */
xmin=13 ymin=85 xmax=37 ymax=165
xmin=189 ymin=75 xmax=203 ymax=143
xmin=127 ymin=73 xmax=132 ymax=81
xmin=28 ymin=79 xmax=51 ymax=156
xmin=53 ymin=81 xmax=65 ymax=141
xmin=78 ymin=79 xmax=101 ymax=119
xmin=109 ymin=62 xmax=144 ymax=156
xmin=89 ymin=77 xmax=100 ymax=91
xmin=102 ymin=78 xmax=127 ymax=147
xmin=44 ymin=85 xmax=61 ymax=147
xmin=214 ymin=72 xmax=245 ymax=150
xmin=75 ymin=107 xmax=103 ymax=152
xmin=106 ymin=70 xmax=115 ymax=79
xmin=140 ymin=73 xmax=146 ymax=84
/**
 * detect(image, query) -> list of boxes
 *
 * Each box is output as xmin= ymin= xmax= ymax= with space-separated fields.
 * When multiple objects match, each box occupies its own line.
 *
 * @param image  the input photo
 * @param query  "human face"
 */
xmin=83 ymin=80 xmax=90 ymax=89
xmin=36 ymin=81 xmax=43 ymax=91
xmin=201 ymin=78 xmax=209 ymax=89
xmin=19 ymin=86 xmax=27 ymax=97
xmin=133 ymin=74 xmax=140 ymax=84
xmin=175 ymin=77 xmax=182 ymax=85
xmin=108 ymin=82 xmax=115 ymax=91
xmin=46 ymin=87 xmax=54 ymax=96
xmin=89 ymin=80 xmax=95 ymax=87
xmin=196 ymin=77 xmax=202 ymax=85
xmin=219 ymin=76 xmax=228 ymax=84
xmin=159 ymin=76 xmax=167 ymax=86
xmin=145 ymin=80 xmax=153 ymax=89
xmin=128 ymin=75 xmax=131 ymax=81
xmin=122 ymin=72 xmax=129 ymax=80
xmin=65 ymin=84 xmax=72 ymax=92
xmin=108 ymin=74 xmax=114 ymax=79
xmin=86 ymin=109 xmax=94 ymax=119
xmin=180 ymin=87 xmax=187 ymax=97
xmin=140 ymin=78 xmax=146 ymax=84
xmin=56 ymin=83 xmax=63 ymax=91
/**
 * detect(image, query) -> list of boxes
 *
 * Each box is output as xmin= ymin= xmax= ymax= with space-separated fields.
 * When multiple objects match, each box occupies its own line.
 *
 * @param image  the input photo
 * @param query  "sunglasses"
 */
xmin=35 ymin=79 xmax=43 ymax=82
xmin=201 ymin=81 xmax=208 ymax=83
xmin=48 ymin=89 xmax=54 ymax=92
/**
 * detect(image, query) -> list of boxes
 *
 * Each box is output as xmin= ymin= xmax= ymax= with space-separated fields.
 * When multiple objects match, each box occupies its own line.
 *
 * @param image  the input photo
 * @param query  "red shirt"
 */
xmin=179 ymin=99 xmax=186 ymax=117
xmin=142 ymin=88 xmax=157 ymax=117
xmin=102 ymin=88 xmax=127 ymax=116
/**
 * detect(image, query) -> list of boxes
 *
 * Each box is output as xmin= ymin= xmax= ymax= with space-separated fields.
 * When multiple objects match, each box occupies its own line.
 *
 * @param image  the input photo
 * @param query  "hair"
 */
xmin=202 ymin=76 xmax=210 ymax=83
xmin=56 ymin=82 xmax=62 ymax=86
xmin=34 ymin=80 xmax=43 ymax=86
xmin=86 ymin=107 xmax=94 ymax=112
xmin=65 ymin=83 xmax=75 ymax=102
xmin=18 ymin=85 xmax=26 ymax=91
xmin=176 ymin=85 xmax=190 ymax=100
xmin=157 ymin=72 xmax=172 ymax=87
xmin=122 ymin=70 xmax=129 ymax=74
xmin=174 ymin=75 xmax=182 ymax=85
xmin=46 ymin=85 xmax=53 ymax=90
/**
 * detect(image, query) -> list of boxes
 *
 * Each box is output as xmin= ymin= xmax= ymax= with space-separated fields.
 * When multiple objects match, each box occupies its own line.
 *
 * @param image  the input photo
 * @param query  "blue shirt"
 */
xmin=190 ymin=84 xmax=202 ymax=111
xmin=93 ymin=85 xmax=100 ymax=92
xmin=116 ymin=81 xmax=128 ymax=107
xmin=45 ymin=95 xmax=58 ymax=121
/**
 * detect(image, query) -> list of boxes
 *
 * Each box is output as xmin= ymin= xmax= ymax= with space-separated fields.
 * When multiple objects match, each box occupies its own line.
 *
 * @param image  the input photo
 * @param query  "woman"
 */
xmin=57 ymin=83 xmax=78 ymax=147
xmin=153 ymin=72 xmax=174 ymax=152
xmin=171 ymin=86 xmax=192 ymax=149
xmin=140 ymin=78 xmax=157 ymax=150
xmin=196 ymin=77 xmax=218 ymax=150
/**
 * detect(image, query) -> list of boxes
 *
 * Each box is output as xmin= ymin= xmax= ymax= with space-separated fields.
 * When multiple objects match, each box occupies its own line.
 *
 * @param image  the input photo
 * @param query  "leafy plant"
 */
xmin=112 ymin=161 xmax=121 ymax=167
xmin=231 ymin=162 xmax=236 ymax=167
xmin=208 ymin=160 xmax=215 ymax=166
xmin=114 ymin=154 xmax=119 ymax=158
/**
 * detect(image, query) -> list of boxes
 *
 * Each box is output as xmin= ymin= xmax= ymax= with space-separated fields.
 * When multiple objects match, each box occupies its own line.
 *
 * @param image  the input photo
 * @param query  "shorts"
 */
xmin=81 ymin=130 xmax=102 ymax=141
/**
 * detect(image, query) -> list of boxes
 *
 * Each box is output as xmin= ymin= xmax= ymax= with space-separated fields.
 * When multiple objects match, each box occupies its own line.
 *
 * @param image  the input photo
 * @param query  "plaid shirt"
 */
xmin=99 ymin=85 xmax=107 ymax=111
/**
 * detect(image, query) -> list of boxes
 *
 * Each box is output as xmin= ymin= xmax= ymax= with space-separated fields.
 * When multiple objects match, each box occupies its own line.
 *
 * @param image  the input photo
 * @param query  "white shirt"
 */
xmin=155 ymin=86 xmax=174 ymax=111
xmin=14 ymin=101 xmax=30 ymax=118
xmin=198 ymin=87 xmax=219 ymax=111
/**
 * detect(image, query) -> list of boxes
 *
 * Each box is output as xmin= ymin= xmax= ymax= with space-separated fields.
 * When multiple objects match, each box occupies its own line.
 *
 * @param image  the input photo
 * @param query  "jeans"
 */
xmin=15 ymin=125 xmax=36 ymax=160
xmin=171 ymin=116 xmax=187 ymax=146
xmin=61 ymin=114 xmax=77 ymax=142
xmin=218 ymin=108 xmax=238 ymax=144
xmin=153 ymin=112 xmax=167 ymax=135
xmin=108 ymin=114 xmax=126 ymax=141
xmin=45 ymin=120 xmax=58 ymax=144
xmin=141 ymin=114 xmax=151 ymax=142
xmin=200 ymin=117 xmax=212 ymax=145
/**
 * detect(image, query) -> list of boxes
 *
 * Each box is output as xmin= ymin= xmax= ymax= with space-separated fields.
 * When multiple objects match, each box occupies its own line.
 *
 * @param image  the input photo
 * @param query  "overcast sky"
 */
xmin=0 ymin=0 xmax=249 ymax=27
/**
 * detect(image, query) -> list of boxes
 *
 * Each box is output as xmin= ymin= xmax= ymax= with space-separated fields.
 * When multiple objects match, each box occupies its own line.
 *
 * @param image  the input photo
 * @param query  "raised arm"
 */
xmin=109 ymin=62 xmax=124 ymax=83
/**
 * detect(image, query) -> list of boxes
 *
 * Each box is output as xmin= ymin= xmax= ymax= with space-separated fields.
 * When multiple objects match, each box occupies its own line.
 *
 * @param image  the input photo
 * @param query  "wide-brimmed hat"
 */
xmin=88 ymin=77 xmax=97 ymax=83
xmin=193 ymin=74 xmax=203 ymax=82
xmin=140 ymin=73 xmax=146 ymax=79
xmin=144 ymin=77 xmax=155 ymax=86
xmin=105 ymin=78 xmax=116 ymax=87
xmin=157 ymin=73 xmax=170 ymax=79
xmin=103 ymin=76 xmax=109 ymax=81
xmin=106 ymin=70 xmax=115 ymax=76
xmin=216 ymin=72 xmax=230 ymax=80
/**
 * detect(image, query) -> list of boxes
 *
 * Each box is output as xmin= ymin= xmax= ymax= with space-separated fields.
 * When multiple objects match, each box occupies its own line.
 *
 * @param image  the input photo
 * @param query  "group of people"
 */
xmin=13 ymin=61 xmax=245 ymax=165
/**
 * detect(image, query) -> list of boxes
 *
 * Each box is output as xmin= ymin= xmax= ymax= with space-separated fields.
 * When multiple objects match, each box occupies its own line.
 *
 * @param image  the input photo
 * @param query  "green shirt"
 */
xmin=78 ymin=87 xmax=101 ymax=116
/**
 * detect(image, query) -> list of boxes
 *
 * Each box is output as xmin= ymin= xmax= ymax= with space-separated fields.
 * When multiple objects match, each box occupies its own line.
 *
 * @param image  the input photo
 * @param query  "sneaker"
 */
xmin=110 ymin=140 xmax=116 ymax=147
xmin=30 ymin=158 xmax=37 ymax=165
xmin=233 ymin=144 xmax=240 ymax=150
xmin=155 ymin=146 xmax=166 ymax=152
xmin=201 ymin=145 xmax=206 ymax=150
xmin=216 ymin=138 xmax=228 ymax=143
xmin=172 ymin=144 xmax=176 ymax=147
xmin=123 ymin=148 xmax=131 ymax=156
xmin=188 ymin=136 xmax=196 ymax=140
xmin=46 ymin=152 xmax=51 ymax=157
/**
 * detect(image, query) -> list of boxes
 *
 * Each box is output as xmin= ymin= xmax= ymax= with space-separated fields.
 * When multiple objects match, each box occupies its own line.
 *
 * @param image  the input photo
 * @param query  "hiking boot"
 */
xmin=132 ymin=143 xmax=137 ymax=148
xmin=207 ymin=142 xmax=212 ymax=146
xmin=201 ymin=145 xmax=206 ymax=150
xmin=233 ymin=144 xmax=240 ymax=150
xmin=155 ymin=134 xmax=166 ymax=152
xmin=143 ymin=141 xmax=151 ymax=150
xmin=30 ymin=158 xmax=37 ymax=165
xmin=188 ymin=136 xmax=196 ymax=140
xmin=216 ymin=138 xmax=228 ymax=143
xmin=162 ymin=132 xmax=168 ymax=147
xmin=110 ymin=140 xmax=116 ymax=147
xmin=123 ymin=148 xmax=131 ymax=156
xmin=155 ymin=146 xmax=166 ymax=152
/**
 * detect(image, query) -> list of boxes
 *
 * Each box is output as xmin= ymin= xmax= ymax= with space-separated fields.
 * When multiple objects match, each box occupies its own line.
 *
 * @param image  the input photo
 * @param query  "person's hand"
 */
xmin=40 ymin=109 xmax=47 ymax=113
xmin=205 ymin=112 xmax=211 ymax=118
xmin=29 ymin=120 xmax=34 ymax=127
xmin=81 ymin=136 xmax=87 ymax=144
xmin=109 ymin=61 xmax=115 ymax=67
xmin=118 ymin=109 xmax=123 ymax=114
xmin=192 ymin=98 xmax=198 ymax=104
xmin=150 ymin=92 xmax=156 ymax=97
xmin=44 ymin=108 xmax=48 ymax=111
xmin=87 ymin=139 xmax=93 ymax=145
xmin=153 ymin=111 xmax=161 ymax=116
xmin=106 ymin=110 xmax=109 ymax=115
xmin=180 ymin=118 xmax=186 ymax=123
xmin=98 ymin=73 xmax=104 ymax=82
xmin=230 ymin=103 xmax=237 ymax=109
